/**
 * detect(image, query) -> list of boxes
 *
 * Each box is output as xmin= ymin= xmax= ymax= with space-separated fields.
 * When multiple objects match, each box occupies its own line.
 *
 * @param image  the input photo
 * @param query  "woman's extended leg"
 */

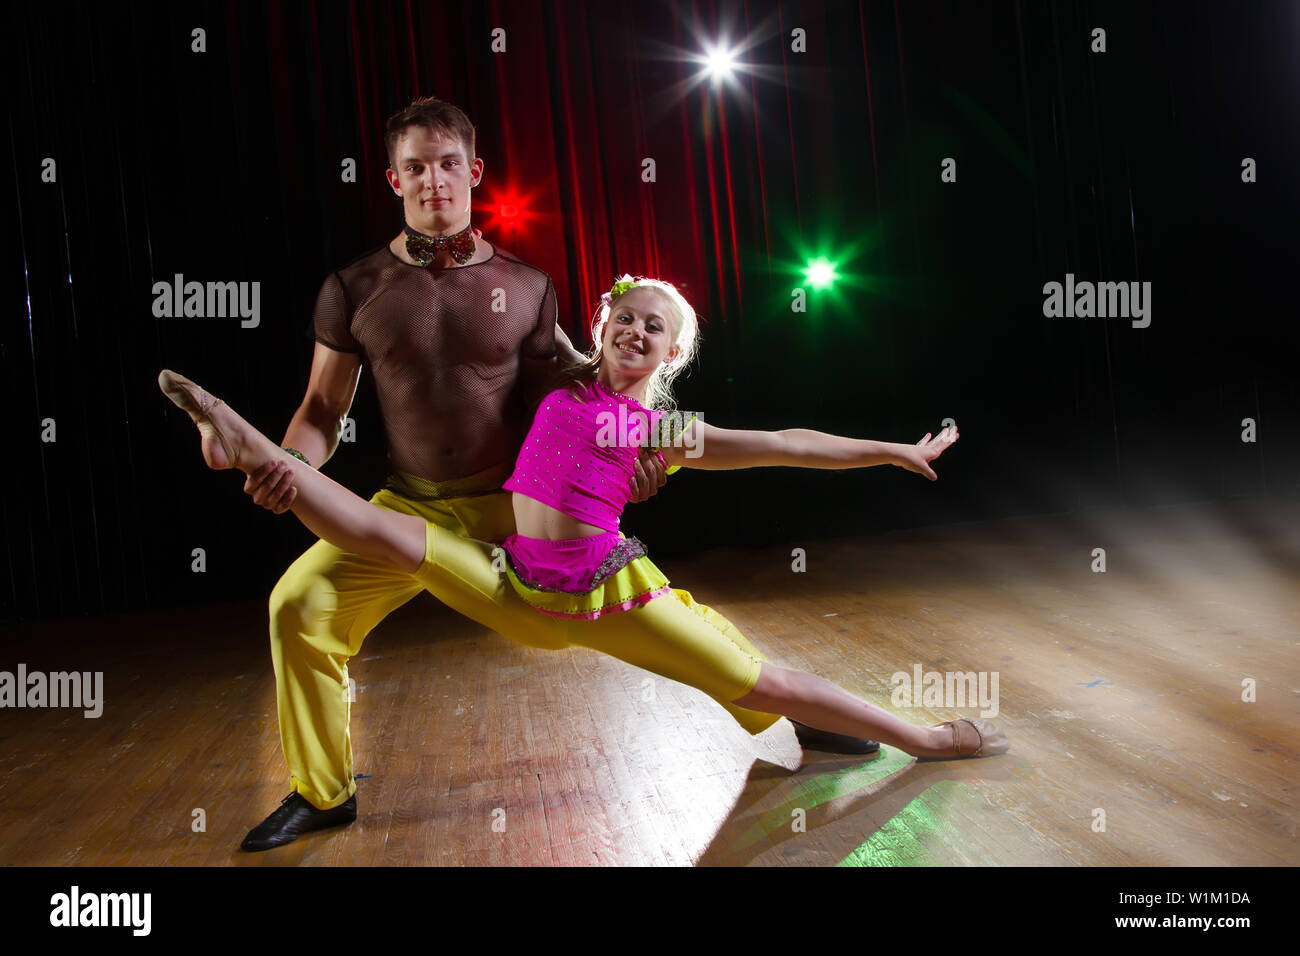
xmin=563 ymin=584 xmax=1007 ymax=760
xmin=733 ymin=664 xmax=1008 ymax=759
xmin=158 ymin=370 xmax=427 ymax=572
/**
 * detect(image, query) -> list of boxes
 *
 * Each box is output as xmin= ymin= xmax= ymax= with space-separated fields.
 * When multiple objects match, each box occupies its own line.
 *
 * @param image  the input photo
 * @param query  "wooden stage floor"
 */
xmin=1 ymin=498 xmax=1296 ymax=866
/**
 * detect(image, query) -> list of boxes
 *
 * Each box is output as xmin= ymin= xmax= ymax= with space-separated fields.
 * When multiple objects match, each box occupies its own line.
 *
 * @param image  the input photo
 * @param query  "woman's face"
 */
xmin=601 ymin=287 xmax=680 ymax=376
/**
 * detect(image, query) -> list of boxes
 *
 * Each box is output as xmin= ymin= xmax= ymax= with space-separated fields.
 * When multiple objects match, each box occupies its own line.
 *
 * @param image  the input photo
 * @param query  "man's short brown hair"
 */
xmin=384 ymin=96 xmax=477 ymax=166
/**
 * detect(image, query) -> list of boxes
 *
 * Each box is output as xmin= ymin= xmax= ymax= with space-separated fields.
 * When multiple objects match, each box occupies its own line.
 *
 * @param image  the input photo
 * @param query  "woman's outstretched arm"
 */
xmin=659 ymin=420 xmax=958 ymax=480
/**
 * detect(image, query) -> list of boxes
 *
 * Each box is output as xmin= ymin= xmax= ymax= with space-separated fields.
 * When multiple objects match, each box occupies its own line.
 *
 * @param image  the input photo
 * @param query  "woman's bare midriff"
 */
xmin=511 ymin=493 xmax=608 ymax=540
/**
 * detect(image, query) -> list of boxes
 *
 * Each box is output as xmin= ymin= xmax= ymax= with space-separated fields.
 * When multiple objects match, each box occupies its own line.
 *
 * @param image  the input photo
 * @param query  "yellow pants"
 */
xmin=269 ymin=463 xmax=780 ymax=810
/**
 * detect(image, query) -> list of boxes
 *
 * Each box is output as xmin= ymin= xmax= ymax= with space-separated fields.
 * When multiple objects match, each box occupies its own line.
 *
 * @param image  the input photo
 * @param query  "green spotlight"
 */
xmin=803 ymin=257 xmax=838 ymax=290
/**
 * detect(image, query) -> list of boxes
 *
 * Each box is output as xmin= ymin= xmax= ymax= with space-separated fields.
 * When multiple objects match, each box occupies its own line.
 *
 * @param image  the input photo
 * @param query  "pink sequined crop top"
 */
xmin=503 ymin=380 xmax=683 ymax=533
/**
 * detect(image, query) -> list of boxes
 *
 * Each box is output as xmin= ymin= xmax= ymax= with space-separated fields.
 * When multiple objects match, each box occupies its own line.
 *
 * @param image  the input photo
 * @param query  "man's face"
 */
xmin=385 ymin=126 xmax=483 ymax=235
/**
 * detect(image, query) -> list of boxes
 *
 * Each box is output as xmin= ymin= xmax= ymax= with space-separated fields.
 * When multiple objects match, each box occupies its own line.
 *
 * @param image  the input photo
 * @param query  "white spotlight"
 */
xmin=704 ymin=44 xmax=737 ymax=82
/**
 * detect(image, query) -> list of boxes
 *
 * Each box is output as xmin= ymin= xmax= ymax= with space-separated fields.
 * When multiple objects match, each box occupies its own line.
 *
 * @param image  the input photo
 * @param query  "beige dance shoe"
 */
xmin=158 ymin=369 xmax=240 ymax=469
xmin=933 ymin=717 xmax=1010 ymax=758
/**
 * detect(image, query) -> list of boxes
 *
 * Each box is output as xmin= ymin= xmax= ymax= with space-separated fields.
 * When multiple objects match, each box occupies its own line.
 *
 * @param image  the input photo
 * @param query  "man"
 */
xmin=239 ymin=96 xmax=873 ymax=852
xmin=236 ymin=96 xmax=644 ymax=851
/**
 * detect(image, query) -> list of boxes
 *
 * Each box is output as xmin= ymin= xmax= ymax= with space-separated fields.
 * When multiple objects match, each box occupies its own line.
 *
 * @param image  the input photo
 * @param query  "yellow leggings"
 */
xmin=269 ymin=464 xmax=780 ymax=810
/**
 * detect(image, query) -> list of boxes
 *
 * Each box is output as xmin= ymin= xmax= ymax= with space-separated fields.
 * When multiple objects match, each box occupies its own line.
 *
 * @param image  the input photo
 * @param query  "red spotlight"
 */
xmin=477 ymin=185 xmax=541 ymax=234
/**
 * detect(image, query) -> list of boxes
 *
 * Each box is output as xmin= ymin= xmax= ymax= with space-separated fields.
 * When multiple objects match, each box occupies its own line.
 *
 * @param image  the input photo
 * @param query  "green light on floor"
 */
xmin=729 ymin=747 xmax=913 ymax=853
xmin=837 ymin=780 xmax=970 ymax=867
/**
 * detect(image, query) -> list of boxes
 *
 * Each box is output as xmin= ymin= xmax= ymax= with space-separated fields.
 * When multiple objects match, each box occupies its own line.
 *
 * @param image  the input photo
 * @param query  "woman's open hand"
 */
xmin=894 ymin=425 xmax=958 ymax=481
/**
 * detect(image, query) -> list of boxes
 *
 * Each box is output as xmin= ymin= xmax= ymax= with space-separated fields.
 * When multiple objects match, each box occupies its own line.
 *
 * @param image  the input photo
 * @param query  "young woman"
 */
xmin=159 ymin=276 xmax=1008 ymax=760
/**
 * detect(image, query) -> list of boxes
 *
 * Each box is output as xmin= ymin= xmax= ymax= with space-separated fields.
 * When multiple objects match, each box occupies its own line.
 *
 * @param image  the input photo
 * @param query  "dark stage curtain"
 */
xmin=5 ymin=0 xmax=1298 ymax=623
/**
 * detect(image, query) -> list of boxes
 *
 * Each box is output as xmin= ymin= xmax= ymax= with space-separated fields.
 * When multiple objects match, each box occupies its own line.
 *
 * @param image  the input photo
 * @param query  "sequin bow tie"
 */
xmin=404 ymin=223 xmax=475 ymax=266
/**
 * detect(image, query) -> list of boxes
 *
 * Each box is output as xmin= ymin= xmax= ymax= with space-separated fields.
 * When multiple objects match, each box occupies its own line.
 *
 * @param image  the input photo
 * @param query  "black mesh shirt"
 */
xmin=312 ymin=242 xmax=561 ymax=484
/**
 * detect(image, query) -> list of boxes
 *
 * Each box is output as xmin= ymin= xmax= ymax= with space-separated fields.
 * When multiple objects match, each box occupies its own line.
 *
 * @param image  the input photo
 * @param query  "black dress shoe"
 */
xmin=792 ymin=720 xmax=882 ymax=757
xmin=240 ymin=792 xmax=357 ymax=852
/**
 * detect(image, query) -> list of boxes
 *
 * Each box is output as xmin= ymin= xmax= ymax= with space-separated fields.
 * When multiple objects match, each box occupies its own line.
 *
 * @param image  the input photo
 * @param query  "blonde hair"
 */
xmin=553 ymin=275 xmax=701 ymax=411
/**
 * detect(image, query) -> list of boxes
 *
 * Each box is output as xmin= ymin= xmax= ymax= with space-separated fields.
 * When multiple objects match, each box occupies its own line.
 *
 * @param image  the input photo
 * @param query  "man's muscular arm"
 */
xmin=552 ymin=324 xmax=587 ymax=365
xmin=282 ymin=343 xmax=362 ymax=464
xmin=245 ymin=342 xmax=362 ymax=513
xmin=518 ymin=279 xmax=582 ymax=407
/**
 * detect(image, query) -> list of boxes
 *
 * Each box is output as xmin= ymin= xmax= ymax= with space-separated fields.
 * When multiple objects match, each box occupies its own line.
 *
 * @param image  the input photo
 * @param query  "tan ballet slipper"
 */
xmin=158 ymin=369 xmax=240 ymax=470
xmin=933 ymin=717 xmax=1011 ymax=758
